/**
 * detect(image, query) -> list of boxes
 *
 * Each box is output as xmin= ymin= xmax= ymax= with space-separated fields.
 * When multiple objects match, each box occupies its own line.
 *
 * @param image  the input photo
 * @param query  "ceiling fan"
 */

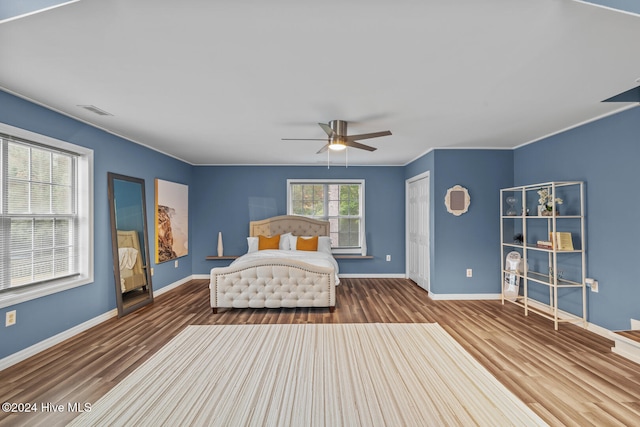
xmin=282 ymin=119 xmax=392 ymax=153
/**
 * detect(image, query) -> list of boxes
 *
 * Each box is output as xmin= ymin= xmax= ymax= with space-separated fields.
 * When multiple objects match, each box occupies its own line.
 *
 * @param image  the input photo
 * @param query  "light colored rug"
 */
xmin=69 ymin=323 xmax=547 ymax=426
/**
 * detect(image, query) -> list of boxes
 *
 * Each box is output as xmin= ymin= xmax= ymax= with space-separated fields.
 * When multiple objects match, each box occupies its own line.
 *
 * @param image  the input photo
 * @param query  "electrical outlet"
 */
xmin=5 ymin=310 xmax=16 ymax=327
xmin=466 ymin=269 xmax=473 ymax=278
xmin=385 ymin=255 xmax=391 ymax=262
xmin=174 ymin=260 xmax=178 ymax=268
xmin=151 ymin=267 xmax=154 ymax=276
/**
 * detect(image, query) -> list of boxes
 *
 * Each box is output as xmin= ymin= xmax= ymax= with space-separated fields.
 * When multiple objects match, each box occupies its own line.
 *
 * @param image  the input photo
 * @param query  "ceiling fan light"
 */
xmin=329 ymin=142 xmax=346 ymax=151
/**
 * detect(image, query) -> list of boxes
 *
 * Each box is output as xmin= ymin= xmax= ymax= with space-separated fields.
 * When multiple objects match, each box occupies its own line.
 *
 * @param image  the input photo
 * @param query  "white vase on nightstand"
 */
xmin=217 ymin=232 xmax=223 ymax=257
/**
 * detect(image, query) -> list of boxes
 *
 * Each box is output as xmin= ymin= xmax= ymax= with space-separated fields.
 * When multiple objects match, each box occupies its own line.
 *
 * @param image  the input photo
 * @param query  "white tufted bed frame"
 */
xmin=210 ymin=215 xmax=336 ymax=313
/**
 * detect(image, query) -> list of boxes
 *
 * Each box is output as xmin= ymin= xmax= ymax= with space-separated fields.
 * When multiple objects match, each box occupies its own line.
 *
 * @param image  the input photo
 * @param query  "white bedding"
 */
xmin=232 ymin=249 xmax=340 ymax=284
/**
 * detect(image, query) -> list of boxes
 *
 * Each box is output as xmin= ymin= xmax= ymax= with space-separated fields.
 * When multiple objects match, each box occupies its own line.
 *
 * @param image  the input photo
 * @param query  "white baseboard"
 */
xmin=428 ymin=293 xmax=501 ymax=301
xmin=0 ymin=309 xmax=117 ymax=372
xmin=517 ymin=298 xmax=613 ymax=339
xmin=586 ymin=322 xmax=614 ymax=339
xmin=612 ymin=345 xmax=640 ymax=365
xmin=1 ymin=275 xmax=618 ymax=372
xmin=426 ymin=293 xmax=615 ymax=339
xmin=0 ymin=275 xmax=194 ymax=372
xmin=153 ymin=275 xmax=194 ymax=297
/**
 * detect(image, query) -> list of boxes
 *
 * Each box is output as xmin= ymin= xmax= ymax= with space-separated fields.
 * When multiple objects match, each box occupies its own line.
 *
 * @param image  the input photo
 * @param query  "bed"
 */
xmin=210 ymin=215 xmax=338 ymax=313
xmin=117 ymin=229 xmax=148 ymax=293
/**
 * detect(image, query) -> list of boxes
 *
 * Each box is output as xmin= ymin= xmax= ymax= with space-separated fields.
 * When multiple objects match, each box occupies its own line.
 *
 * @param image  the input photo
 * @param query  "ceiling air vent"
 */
xmin=77 ymin=105 xmax=113 ymax=116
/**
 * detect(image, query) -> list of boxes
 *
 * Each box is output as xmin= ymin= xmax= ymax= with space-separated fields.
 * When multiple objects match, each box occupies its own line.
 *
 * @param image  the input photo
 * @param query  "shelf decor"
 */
xmin=537 ymin=187 xmax=562 ymax=216
xmin=505 ymin=196 xmax=518 ymax=216
xmin=217 ymin=232 xmax=224 ymax=257
xmin=500 ymin=181 xmax=586 ymax=330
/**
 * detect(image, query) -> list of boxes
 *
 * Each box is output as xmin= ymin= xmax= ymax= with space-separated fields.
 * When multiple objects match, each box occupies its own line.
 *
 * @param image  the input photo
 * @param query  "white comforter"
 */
xmin=232 ymin=250 xmax=340 ymax=284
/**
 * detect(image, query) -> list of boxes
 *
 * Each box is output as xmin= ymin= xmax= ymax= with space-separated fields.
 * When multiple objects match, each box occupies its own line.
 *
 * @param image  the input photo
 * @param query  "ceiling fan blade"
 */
xmin=345 ymin=130 xmax=392 ymax=142
xmin=316 ymin=144 xmax=330 ymax=154
xmin=282 ymin=138 xmax=329 ymax=141
xmin=345 ymin=141 xmax=377 ymax=151
xmin=318 ymin=123 xmax=335 ymax=137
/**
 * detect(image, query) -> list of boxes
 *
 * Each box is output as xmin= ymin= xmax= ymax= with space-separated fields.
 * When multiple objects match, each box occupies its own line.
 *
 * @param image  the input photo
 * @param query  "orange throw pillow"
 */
xmin=297 ymin=235 xmax=318 ymax=251
xmin=258 ymin=234 xmax=280 ymax=250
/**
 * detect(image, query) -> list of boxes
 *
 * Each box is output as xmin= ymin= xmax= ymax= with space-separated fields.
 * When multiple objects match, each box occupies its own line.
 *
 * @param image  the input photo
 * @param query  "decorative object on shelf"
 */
xmin=548 ymin=267 xmax=563 ymax=279
xmin=505 ymin=196 xmax=518 ymax=216
xmin=550 ymin=231 xmax=574 ymax=250
xmin=217 ymin=231 xmax=224 ymax=257
xmin=537 ymin=187 xmax=562 ymax=216
xmin=513 ymin=233 xmax=523 ymax=244
xmin=503 ymin=251 xmax=522 ymax=301
xmin=444 ymin=185 xmax=470 ymax=216
xmin=536 ymin=240 xmax=553 ymax=249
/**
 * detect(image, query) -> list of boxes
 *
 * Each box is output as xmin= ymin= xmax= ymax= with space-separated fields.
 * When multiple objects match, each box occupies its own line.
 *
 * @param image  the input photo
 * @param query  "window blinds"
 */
xmin=0 ymin=134 xmax=79 ymax=291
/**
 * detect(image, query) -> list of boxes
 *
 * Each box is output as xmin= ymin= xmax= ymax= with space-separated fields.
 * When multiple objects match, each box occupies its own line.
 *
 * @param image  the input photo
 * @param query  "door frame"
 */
xmin=405 ymin=170 xmax=430 ymax=291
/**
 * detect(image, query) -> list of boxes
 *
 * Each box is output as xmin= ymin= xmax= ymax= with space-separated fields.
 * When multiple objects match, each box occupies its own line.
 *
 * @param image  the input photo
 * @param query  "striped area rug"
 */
xmin=69 ymin=323 xmax=546 ymax=426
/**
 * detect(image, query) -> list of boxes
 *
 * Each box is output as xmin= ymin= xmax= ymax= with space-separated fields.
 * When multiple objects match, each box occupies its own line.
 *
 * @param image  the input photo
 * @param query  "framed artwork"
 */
xmin=444 ymin=185 xmax=470 ymax=216
xmin=155 ymin=179 xmax=189 ymax=263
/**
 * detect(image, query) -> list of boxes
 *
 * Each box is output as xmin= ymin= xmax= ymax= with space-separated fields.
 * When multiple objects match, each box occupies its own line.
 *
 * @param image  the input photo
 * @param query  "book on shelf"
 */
xmin=536 ymin=240 xmax=553 ymax=249
xmin=549 ymin=232 xmax=574 ymax=250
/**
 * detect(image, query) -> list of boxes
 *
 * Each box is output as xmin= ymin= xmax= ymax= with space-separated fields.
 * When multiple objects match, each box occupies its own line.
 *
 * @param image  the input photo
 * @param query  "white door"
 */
xmin=406 ymin=172 xmax=430 ymax=291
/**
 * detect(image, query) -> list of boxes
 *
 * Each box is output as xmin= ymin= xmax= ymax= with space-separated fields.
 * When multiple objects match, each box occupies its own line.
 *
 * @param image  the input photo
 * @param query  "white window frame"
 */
xmin=287 ymin=179 xmax=365 ymax=255
xmin=0 ymin=122 xmax=94 ymax=309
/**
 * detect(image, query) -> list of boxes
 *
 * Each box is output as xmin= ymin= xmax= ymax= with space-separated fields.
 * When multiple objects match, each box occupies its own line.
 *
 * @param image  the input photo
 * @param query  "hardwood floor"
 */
xmin=1 ymin=278 xmax=639 ymax=426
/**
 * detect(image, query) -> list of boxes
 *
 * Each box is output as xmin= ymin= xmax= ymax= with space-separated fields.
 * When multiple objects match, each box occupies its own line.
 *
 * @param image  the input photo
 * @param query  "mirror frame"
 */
xmin=444 ymin=184 xmax=471 ymax=216
xmin=108 ymin=172 xmax=154 ymax=317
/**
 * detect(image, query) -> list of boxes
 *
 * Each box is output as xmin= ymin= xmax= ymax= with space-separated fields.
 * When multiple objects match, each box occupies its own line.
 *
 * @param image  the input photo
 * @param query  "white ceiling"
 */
xmin=1 ymin=0 xmax=639 ymax=166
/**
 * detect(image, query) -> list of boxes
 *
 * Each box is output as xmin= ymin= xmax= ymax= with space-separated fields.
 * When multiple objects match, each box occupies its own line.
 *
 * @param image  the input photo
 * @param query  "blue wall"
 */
xmin=582 ymin=0 xmax=640 ymax=14
xmin=2 ymin=85 xmax=638 ymax=362
xmin=0 ymin=91 xmax=193 ymax=360
xmin=405 ymin=149 xmax=514 ymax=296
xmin=515 ymin=107 xmax=640 ymax=330
xmin=191 ymin=166 xmax=406 ymax=276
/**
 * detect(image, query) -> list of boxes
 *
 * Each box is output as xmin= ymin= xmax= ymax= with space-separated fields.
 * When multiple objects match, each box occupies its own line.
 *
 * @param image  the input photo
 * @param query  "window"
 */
xmin=0 ymin=123 xmax=93 ymax=308
xmin=287 ymin=179 xmax=364 ymax=254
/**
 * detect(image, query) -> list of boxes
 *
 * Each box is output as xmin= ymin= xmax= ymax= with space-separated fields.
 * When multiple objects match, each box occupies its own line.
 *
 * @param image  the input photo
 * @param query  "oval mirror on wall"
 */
xmin=107 ymin=172 xmax=154 ymax=316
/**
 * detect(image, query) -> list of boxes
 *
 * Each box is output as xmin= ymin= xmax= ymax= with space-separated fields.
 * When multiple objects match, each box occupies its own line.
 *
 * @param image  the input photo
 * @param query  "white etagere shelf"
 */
xmin=500 ymin=181 xmax=587 ymax=330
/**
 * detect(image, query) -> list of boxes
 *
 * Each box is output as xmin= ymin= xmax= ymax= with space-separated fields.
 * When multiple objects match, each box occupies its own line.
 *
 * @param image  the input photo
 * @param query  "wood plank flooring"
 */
xmin=1 ymin=278 xmax=639 ymax=426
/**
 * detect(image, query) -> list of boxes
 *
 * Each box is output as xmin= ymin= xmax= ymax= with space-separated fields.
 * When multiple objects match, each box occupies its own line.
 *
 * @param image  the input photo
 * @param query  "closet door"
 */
xmin=406 ymin=173 xmax=430 ymax=291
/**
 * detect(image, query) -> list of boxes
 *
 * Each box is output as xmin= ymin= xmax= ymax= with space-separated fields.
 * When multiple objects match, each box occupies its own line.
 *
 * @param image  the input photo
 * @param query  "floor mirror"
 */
xmin=107 ymin=172 xmax=154 ymax=316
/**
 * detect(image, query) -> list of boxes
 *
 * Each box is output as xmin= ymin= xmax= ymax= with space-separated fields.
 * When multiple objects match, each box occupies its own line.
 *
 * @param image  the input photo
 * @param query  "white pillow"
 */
xmin=247 ymin=233 xmax=291 ymax=253
xmin=288 ymin=234 xmax=299 ymax=250
xmin=317 ymin=236 xmax=332 ymax=254
xmin=247 ymin=237 xmax=258 ymax=253
xmin=280 ymin=233 xmax=292 ymax=250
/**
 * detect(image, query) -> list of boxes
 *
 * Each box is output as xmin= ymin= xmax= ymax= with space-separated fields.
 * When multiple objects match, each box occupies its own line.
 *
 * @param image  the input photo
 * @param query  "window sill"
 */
xmin=0 ymin=276 xmax=93 ymax=309
xmin=333 ymin=255 xmax=374 ymax=259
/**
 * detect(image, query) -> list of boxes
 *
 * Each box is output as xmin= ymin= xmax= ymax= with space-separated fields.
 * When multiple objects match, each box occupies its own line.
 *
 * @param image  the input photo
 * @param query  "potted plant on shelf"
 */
xmin=537 ymin=188 xmax=563 ymax=216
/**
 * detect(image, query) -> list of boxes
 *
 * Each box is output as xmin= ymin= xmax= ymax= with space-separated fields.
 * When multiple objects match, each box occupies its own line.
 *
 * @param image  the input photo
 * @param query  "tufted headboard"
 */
xmin=249 ymin=215 xmax=330 ymax=237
